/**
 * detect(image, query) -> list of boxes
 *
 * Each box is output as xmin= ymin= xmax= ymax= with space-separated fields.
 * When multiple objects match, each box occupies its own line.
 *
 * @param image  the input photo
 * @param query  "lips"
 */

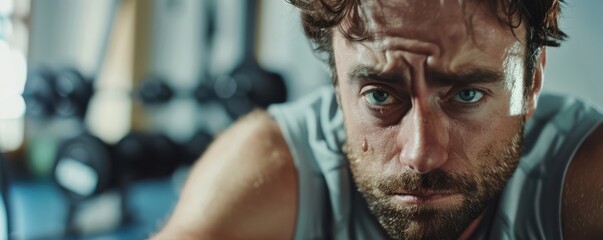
xmin=391 ymin=191 xmax=461 ymax=204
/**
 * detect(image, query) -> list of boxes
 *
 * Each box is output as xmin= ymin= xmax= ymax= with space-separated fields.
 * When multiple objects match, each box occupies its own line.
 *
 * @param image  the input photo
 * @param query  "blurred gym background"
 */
xmin=0 ymin=0 xmax=600 ymax=239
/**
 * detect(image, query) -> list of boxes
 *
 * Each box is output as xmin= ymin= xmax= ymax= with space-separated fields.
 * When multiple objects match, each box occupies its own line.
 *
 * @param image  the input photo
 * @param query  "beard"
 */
xmin=344 ymin=119 xmax=524 ymax=240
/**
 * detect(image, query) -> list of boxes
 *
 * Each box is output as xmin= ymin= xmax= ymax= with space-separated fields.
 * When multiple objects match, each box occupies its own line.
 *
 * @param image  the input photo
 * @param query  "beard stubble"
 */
xmin=345 ymin=119 xmax=525 ymax=240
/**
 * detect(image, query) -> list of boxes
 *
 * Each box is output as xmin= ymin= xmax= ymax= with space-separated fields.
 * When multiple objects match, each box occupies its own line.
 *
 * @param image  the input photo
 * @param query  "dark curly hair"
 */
xmin=287 ymin=0 xmax=567 ymax=88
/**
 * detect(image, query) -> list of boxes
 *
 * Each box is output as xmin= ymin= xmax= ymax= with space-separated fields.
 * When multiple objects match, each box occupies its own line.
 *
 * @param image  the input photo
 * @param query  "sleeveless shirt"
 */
xmin=268 ymin=86 xmax=603 ymax=240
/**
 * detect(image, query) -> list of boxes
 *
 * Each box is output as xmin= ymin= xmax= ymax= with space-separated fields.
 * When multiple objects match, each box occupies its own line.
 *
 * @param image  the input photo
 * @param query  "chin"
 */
xmin=372 ymin=196 xmax=485 ymax=240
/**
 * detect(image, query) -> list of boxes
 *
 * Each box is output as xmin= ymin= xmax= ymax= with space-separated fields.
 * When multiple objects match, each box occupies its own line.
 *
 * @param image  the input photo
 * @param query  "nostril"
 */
xmin=401 ymin=147 xmax=449 ymax=174
xmin=407 ymin=160 xmax=431 ymax=174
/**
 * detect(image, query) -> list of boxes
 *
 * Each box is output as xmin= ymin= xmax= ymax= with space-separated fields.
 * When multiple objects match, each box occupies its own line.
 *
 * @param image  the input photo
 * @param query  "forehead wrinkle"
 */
xmin=379 ymin=37 xmax=442 ymax=66
xmin=353 ymin=41 xmax=391 ymax=75
xmin=363 ymin=0 xmax=468 ymax=41
xmin=383 ymin=50 xmax=410 ymax=74
xmin=335 ymin=0 xmax=528 ymax=90
xmin=349 ymin=39 xmax=411 ymax=77
xmin=358 ymin=37 xmax=431 ymax=75
xmin=359 ymin=1 xmax=481 ymax=73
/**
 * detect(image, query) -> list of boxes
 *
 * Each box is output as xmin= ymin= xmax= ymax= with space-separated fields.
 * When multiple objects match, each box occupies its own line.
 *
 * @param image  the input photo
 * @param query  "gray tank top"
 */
xmin=268 ymin=86 xmax=603 ymax=240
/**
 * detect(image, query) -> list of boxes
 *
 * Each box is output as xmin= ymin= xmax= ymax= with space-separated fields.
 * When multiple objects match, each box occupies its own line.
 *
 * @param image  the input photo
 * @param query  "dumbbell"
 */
xmin=219 ymin=62 xmax=287 ymax=119
xmin=23 ymin=68 xmax=94 ymax=119
xmin=23 ymin=69 xmax=56 ymax=118
xmin=53 ymin=130 xmax=214 ymax=236
xmin=193 ymin=76 xmax=217 ymax=103
xmin=113 ymin=132 xmax=181 ymax=181
xmin=194 ymin=0 xmax=288 ymax=119
xmin=53 ymin=132 xmax=180 ymax=201
xmin=53 ymin=134 xmax=115 ymax=201
xmin=53 ymin=130 xmax=212 ymax=200
xmin=53 ymin=69 xmax=93 ymax=118
xmin=52 ymin=132 xmax=185 ymax=236
xmin=137 ymin=75 xmax=174 ymax=105
xmin=194 ymin=64 xmax=288 ymax=119
xmin=193 ymin=0 xmax=218 ymax=104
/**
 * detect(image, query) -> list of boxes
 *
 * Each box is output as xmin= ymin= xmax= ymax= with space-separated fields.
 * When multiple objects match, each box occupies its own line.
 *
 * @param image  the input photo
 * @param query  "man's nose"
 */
xmin=397 ymin=102 xmax=449 ymax=174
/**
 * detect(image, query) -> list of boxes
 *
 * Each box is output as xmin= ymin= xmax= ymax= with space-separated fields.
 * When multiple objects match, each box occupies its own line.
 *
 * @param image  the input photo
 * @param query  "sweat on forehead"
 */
xmin=289 ymin=0 xmax=565 ymax=75
xmin=344 ymin=0 xmax=524 ymax=45
xmin=333 ymin=0 xmax=526 ymax=72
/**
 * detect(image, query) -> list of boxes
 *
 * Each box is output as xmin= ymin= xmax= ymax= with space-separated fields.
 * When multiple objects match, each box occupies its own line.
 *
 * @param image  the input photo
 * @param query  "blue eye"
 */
xmin=453 ymin=89 xmax=484 ymax=103
xmin=364 ymin=90 xmax=395 ymax=106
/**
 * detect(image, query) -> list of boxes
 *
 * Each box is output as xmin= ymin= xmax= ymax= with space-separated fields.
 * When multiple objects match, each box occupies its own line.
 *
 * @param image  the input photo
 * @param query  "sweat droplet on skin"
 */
xmin=253 ymin=176 xmax=265 ymax=188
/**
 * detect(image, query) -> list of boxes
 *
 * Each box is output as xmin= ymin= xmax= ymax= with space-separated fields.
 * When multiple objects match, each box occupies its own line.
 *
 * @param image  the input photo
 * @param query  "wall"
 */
xmin=543 ymin=1 xmax=603 ymax=109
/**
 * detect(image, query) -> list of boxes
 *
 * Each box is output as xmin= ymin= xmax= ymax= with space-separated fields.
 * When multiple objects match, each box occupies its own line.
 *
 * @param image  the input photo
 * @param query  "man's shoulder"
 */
xmin=196 ymin=109 xmax=297 ymax=174
xmin=562 ymin=123 xmax=603 ymax=239
xmin=155 ymin=110 xmax=298 ymax=240
xmin=215 ymin=109 xmax=294 ymax=156
xmin=532 ymin=94 xmax=603 ymax=239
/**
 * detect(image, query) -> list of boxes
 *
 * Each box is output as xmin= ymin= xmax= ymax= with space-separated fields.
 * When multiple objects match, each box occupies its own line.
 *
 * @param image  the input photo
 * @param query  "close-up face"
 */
xmin=335 ymin=0 xmax=541 ymax=239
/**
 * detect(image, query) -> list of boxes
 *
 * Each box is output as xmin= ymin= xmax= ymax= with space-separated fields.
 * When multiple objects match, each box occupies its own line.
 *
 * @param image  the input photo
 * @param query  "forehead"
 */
xmin=338 ymin=0 xmax=525 ymax=73
xmin=363 ymin=0 xmax=470 ymax=39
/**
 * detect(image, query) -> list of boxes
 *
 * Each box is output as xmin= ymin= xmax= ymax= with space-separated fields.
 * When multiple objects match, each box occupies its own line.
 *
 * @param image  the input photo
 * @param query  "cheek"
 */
xmin=446 ymin=109 xmax=522 ymax=171
xmin=341 ymin=93 xmax=398 ymax=171
xmin=339 ymin=84 xmax=376 ymax=138
xmin=341 ymin=90 xmax=395 ymax=146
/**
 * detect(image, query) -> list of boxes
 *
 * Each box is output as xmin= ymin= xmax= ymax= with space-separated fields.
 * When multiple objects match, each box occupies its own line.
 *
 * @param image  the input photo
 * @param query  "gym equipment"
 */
xmin=23 ymin=68 xmax=94 ymax=119
xmin=23 ymin=69 xmax=56 ymax=118
xmin=54 ymin=132 xmax=178 ymax=201
xmin=194 ymin=79 xmax=216 ymax=103
xmin=53 ymin=130 xmax=213 ymax=200
xmin=113 ymin=132 xmax=181 ymax=180
xmin=193 ymin=0 xmax=218 ymax=104
xmin=53 ymin=132 xmax=181 ymax=236
xmin=137 ymin=75 xmax=174 ymax=105
xmin=53 ymin=134 xmax=114 ymax=201
xmin=194 ymin=0 xmax=217 ymax=103
xmin=53 ymin=69 xmax=94 ymax=118
xmin=53 ymin=133 xmax=126 ymax=236
xmin=194 ymin=0 xmax=287 ymax=119
xmin=219 ymin=0 xmax=287 ymax=118
xmin=52 ymin=130 xmax=214 ymax=235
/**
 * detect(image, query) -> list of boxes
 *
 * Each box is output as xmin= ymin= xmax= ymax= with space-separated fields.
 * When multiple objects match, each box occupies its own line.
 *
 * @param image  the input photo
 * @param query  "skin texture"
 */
xmin=152 ymin=111 xmax=297 ymax=240
xmin=153 ymin=0 xmax=603 ymax=239
xmin=334 ymin=1 xmax=539 ymax=238
xmin=562 ymin=124 xmax=603 ymax=239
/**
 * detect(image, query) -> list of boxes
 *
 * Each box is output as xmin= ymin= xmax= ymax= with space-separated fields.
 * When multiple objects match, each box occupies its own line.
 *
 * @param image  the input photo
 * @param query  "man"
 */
xmin=154 ymin=0 xmax=603 ymax=239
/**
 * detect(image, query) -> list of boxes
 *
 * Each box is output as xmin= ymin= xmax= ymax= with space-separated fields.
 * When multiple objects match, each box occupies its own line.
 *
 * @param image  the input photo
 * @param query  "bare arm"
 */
xmin=562 ymin=123 xmax=603 ymax=239
xmin=153 ymin=110 xmax=298 ymax=240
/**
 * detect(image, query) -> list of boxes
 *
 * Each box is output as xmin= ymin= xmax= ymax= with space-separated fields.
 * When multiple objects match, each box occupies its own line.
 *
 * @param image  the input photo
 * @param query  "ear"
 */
xmin=525 ymin=48 xmax=546 ymax=120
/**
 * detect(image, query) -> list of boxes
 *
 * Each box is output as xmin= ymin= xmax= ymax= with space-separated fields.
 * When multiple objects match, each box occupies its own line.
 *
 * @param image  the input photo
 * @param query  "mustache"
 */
xmin=376 ymin=169 xmax=478 ymax=195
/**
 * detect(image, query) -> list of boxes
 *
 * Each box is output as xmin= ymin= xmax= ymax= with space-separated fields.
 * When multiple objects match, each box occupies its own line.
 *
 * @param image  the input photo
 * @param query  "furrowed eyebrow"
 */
xmin=428 ymin=69 xmax=504 ymax=87
xmin=347 ymin=65 xmax=404 ymax=85
xmin=346 ymin=64 xmax=503 ymax=87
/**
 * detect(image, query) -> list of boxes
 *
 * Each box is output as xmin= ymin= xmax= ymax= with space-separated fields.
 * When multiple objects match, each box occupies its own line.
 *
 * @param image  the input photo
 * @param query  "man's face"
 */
xmin=334 ymin=0 xmax=537 ymax=239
